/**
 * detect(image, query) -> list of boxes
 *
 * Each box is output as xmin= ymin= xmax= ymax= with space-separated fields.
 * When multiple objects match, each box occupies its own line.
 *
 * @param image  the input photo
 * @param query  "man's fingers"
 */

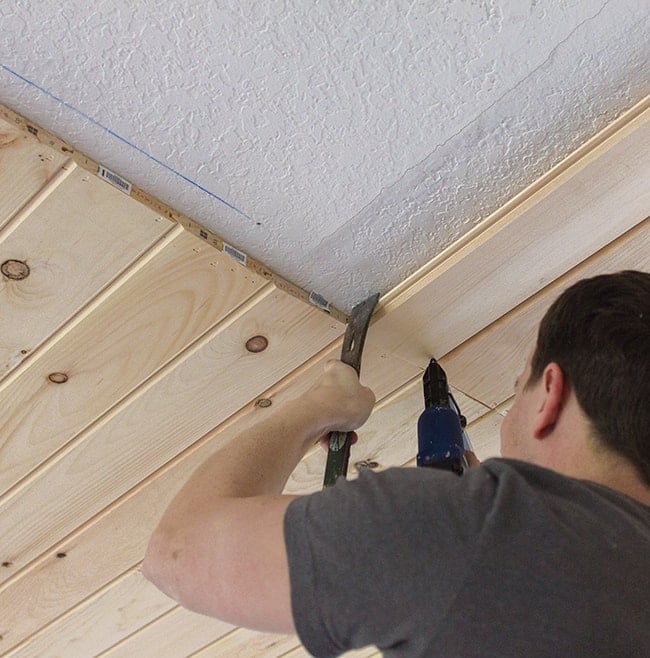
xmin=465 ymin=450 xmax=481 ymax=467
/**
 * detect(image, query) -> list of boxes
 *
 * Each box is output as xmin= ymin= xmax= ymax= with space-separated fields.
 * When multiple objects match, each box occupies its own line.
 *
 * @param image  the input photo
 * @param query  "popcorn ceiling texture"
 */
xmin=1 ymin=0 xmax=647 ymax=310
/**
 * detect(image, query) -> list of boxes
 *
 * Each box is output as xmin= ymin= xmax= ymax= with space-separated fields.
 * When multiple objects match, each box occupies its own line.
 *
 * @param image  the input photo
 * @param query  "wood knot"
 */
xmin=48 ymin=372 xmax=69 ymax=384
xmin=245 ymin=336 xmax=268 ymax=353
xmin=1 ymin=259 xmax=30 ymax=280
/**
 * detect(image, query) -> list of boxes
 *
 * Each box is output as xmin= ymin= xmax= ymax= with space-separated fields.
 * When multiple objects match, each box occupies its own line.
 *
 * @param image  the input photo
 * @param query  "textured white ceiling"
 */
xmin=1 ymin=1 xmax=648 ymax=310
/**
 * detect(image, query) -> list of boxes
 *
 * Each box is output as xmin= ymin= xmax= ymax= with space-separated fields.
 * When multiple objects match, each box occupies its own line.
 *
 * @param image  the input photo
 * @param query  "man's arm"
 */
xmin=142 ymin=361 xmax=375 ymax=633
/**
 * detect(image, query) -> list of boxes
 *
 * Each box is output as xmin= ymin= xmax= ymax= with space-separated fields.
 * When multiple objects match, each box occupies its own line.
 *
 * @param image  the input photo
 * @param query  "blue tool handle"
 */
xmin=417 ymin=406 xmax=466 ymax=475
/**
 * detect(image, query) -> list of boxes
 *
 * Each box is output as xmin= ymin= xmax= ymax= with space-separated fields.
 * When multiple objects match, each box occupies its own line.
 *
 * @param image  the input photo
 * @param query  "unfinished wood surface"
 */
xmin=0 ymin=165 xmax=170 ymax=379
xmin=5 ymin=569 xmax=173 ymax=658
xmin=285 ymin=646 xmax=379 ymax=658
xmin=0 ymin=380 xmax=492 ymax=655
xmin=0 ymin=288 xmax=341 ymax=581
xmin=0 ymin=337 xmax=419 ymax=651
xmin=0 ymin=96 xmax=647 ymax=658
xmin=441 ymin=217 xmax=650 ymax=407
xmin=99 ymin=606 xmax=234 ymax=658
xmin=188 ymin=628 xmax=298 ymax=658
xmin=374 ymin=100 xmax=649 ymax=367
xmin=0 ymin=229 xmax=264 ymax=497
xmin=0 ymin=116 xmax=68 ymax=231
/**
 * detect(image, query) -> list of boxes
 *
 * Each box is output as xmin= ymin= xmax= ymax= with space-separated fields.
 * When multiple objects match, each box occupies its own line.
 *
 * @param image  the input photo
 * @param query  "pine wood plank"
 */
xmin=0 ymin=288 xmax=342 ymax=582
xmin=188 ymin=628 xmax=298 ymax=658
xmin=441 ymin=217 xmax=650 ymax=408
xmin=373 ymin=103 xmax=649 ymax=368
xmin=283 ymin=645 xmax=378 ymax=657
xmin=99 ymin=606 xmax=234 ymax=658
xmin=4 ymin=569 xmax=174 ymax=658
xmin=0 ymin=166 xmax=170 ymax=379
xmin=0 ymin=116 xmax=68 ymax=231
xmin=0 ymin=229 xmax=265 ymax=497
xmin=0 ymin=333 xmax=418 ymax=650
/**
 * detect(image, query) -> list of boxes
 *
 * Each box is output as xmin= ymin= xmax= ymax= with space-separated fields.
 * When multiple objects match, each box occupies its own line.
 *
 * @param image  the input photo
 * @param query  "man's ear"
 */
xmin=532 ymin=363 xmax=566 ymax=439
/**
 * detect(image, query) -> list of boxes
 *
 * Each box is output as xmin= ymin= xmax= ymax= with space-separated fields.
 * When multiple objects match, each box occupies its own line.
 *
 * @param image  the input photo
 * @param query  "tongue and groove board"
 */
xmin=0 ymin=119 xmax=67 ymax=232
xmin=0 ymin=94 xmax=648 ymax=658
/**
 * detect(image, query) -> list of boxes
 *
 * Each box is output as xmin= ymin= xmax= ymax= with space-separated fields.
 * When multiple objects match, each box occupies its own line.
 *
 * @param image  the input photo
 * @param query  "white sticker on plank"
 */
xmin=97 ymin=165 xmax=133 ymax=194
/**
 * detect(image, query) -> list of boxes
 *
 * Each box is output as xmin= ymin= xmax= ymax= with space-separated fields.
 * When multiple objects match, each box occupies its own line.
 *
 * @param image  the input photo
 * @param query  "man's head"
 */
xmin=501 ymin=270 xmax=650 ymax=485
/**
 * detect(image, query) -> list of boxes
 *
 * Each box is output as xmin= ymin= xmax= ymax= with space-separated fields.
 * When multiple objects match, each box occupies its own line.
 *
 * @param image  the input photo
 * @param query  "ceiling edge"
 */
xmin=0 ymin=102 xmax=349 ymax=324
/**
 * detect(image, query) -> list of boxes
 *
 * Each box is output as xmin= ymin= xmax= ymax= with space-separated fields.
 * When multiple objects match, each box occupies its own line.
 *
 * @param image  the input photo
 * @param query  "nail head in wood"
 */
xmin=245 ymin=335 xmax=268 ymax=353
xmin=354 ymin=459 xmax=380 ymax=471
xmin=1 ymin=259 xmax=30 ymax=280
xmin=48 ymin=372 xmax=69 ymax=384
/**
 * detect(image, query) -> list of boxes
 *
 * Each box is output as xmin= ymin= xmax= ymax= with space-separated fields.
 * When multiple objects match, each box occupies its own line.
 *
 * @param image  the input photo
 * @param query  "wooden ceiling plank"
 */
xmin=0 ymin=289 xmax=342 ymax=583
xmin=0 ymin=160 xmax=75 ymax=241
xmin=0 ymin=324 xmax=418 ymax=650
xmin=98 ymin=606 xmax=234 ymax=658
xmin=372 ymin=101 xmax=649 ymax=368
xmin=0 ymin=116 xmax=69 ymax=231
xmin=0 ymin=229 xmax=266 ymax=498
xmin=282 ymin=645 xmax=378 ymax=657
xmin=187 ymin=628 xmax=299 ymax=658
xmin=440 ymin=217 xmax=650 ymax=408
xmin=4 ymin=569 xmax=174 ymax=658
xmin=0 ymin=166 xmax=171 ymax=379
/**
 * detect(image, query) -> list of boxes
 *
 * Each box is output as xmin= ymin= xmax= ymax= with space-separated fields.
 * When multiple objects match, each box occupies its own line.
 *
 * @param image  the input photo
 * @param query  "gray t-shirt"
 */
xmin=284 ymin=459 xmax=650 ymax=657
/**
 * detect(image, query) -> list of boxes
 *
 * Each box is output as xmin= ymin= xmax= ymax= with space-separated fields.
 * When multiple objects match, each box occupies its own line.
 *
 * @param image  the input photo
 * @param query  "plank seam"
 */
xmin=1 ymin=563 xmax=148 ymax=656
xmin=93 ymin=603 xmax=182 ymax=658
xmin=0 ymin=102 xmax=348 ymax=323
xmin=0 ymin=282 xmax=275 ymax=509
xmin=0 ymin=158 xmax=76 ymax=241
xmin=378 ymin=95 xmax=649 ymax=310
xmin=0 ymin=222 xmax=182 ymax=391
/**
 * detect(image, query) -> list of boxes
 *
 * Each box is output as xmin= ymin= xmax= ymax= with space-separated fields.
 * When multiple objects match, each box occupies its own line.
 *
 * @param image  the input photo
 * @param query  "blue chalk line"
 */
xmin=1 ymin=64 xmax=253 ymax=221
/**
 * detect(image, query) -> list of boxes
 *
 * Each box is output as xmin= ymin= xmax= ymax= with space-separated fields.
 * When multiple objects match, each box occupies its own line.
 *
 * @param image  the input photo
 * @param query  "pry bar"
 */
xmin=323 ymin=292 xmax=380 ymax=488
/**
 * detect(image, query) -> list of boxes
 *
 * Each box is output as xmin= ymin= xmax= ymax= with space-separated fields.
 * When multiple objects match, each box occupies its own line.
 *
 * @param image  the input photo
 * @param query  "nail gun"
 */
xmin=417 ymin=359 xmax=472 ymax=475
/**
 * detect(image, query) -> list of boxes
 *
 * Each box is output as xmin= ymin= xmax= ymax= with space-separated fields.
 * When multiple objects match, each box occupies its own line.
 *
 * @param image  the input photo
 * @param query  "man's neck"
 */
xmin=555 ymin=454 xmax=650 ymax=507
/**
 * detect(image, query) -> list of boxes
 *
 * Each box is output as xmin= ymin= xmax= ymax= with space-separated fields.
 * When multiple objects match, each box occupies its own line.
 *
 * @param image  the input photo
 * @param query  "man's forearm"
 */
xmin=158 ymin=397 xmax=328 ymax=526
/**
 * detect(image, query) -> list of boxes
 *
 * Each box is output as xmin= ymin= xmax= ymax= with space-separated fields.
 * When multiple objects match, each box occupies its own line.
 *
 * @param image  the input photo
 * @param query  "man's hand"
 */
xmin=303 ymin=360 xmax=376 ymax=438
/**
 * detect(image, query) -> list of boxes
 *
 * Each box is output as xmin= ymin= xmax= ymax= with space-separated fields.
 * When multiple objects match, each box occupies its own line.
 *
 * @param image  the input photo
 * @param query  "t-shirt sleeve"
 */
xmin=283 ymin=466 xmax=497 ymax=657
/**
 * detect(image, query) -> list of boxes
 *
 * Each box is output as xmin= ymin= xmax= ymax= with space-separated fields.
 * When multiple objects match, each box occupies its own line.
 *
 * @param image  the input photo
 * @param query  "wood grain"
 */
xmin=0 ymin=328 xmax=418 ymax=650
xmin=441 ymin=218 xmax=650 ymax=408
xmin=0 ymin=166 xmax=169 ymax=379
xmin=0 ymin=116 xmax=68 ymax=231
xmin=0 ymin=229 xmax=265 ymax=497
xmin=0 ymin=98 xmax=647 ymax=658
xmin=188 ymin=628 xmax=299 ymax=658
xmin=0 ymin=288 xmax=341 ymax=582
xmin=99 ymin=606 xmax=234 ymax=658
xmin=285 ymin=381 xmax=490 ymax=495
xmin=4 ymin=569 xmax=174 ymax=658
xmin=374 ymin=106 xmax=649 ymax=367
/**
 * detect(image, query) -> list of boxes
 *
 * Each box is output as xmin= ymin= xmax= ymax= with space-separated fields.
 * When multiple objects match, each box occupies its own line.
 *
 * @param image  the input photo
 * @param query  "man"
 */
xmin=143 ymin=270 xmax=649 ymax=657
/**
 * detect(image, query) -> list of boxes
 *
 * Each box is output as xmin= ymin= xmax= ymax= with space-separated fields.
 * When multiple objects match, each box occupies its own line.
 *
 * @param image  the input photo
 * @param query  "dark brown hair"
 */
xmin=528 ymin=270 xmax=650 ymax=485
